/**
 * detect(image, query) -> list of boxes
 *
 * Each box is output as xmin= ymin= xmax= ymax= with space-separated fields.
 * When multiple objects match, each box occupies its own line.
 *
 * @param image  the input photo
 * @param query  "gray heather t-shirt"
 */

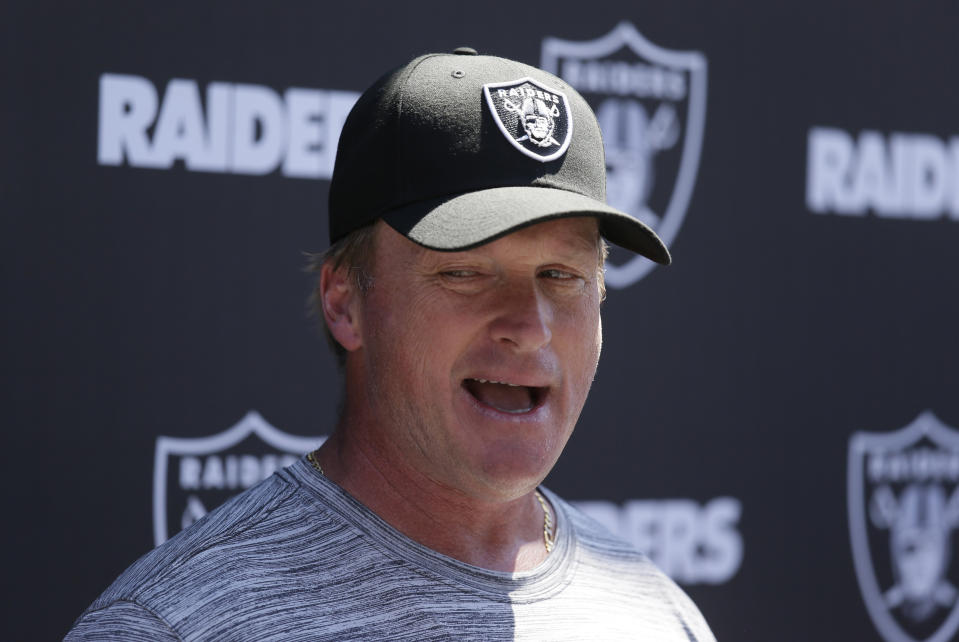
xmin=66 ymin=459 xmax=715 ymax=641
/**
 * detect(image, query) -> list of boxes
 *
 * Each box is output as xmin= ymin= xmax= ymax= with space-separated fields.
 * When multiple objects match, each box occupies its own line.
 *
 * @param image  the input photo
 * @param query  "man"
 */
xmin=67 ymin=48 xmax=715 ymax=640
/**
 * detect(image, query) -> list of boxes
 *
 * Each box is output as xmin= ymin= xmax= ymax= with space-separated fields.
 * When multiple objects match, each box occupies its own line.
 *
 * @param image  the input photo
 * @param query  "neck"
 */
xmin=313 ymin=426 xmax=553 ymax=573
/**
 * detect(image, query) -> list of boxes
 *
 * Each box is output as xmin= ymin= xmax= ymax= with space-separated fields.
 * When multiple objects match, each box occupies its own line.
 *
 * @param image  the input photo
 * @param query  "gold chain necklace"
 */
xmin=306 ymin=450 xmax=324 ymax=475
xmin=305 ymin=450 xmax=555 ymax=554
xmin=534 ymin=490 xmax=556 ymax=553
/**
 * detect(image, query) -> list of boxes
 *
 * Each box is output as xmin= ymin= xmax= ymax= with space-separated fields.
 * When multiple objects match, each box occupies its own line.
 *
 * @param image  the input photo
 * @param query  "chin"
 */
xmin=473 ymin=443 xmax=562 ymax=493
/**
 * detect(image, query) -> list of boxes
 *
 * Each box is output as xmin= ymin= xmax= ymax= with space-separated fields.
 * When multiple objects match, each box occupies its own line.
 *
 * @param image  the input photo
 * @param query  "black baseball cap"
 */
xmin=328 ymin=48 xmax=670 ymax=264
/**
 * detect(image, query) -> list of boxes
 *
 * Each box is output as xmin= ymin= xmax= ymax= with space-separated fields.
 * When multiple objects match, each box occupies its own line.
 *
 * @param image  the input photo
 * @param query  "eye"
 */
xmin=539 ymin=268 xmax=577 ymax=280
xmin=441 ymin=269 xmax=479 ymax=279
xmin=437 ymin=268 xmax=490 ymax=294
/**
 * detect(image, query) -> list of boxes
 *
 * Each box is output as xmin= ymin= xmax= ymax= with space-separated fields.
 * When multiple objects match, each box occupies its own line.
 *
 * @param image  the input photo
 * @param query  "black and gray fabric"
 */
xmin=67 ymin=458 xmax=714 ymax=641
xmin=328 ymin=50 xmax=671 ymax=264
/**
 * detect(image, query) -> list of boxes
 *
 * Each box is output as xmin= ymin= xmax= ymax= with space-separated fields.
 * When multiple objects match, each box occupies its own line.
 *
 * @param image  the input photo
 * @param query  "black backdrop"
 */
xmin=6 ymin=2 xmax=959 ymax=640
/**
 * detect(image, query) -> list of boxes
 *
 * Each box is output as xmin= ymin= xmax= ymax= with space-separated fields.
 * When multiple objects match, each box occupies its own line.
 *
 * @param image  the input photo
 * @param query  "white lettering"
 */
xmin=907 ymin=134 xmax=948 ymax=218
xmin=807 ymin=126 xmax=959 ymax=220
xmin=202 ymin=455 xmax=225 ymax=489
xmin=239 ymin=454 xmax=259 ymax=488
xmin=951 ymin=139 xmax=959 ymax=219
xmin=97 ymin=73 xmax=359 ymax=179
xmin=179 ymin=453 xmax=302 ymax=492
xmin=561 ymin=59 xmax=686 ymax=100
xmin=204 ymin=84 xmax=231 ymax=172
xmin=282 ymin=88 xmax=323 ymax=178
xmin=868 ymin=449 xmax=959 ymax=482
xmin=261 ymin=454 xmax=280 ymax=478
xmin=225 ymin=453 xmax=239 ymax=488
xmin=853 ymin=131 xmax=897 ymax=215
xmin=699 ymin=497 xmax=743 ymax=584
xmin=282 ymin=88 xmax=355 ymax=179
xmin=231 ymin=84 xmax=285 ymax=175
xmin=151 ymin=79 xmax=215 ymax=170
xmin=98 ymin=74 xmax=159 ymax=166
xmin=179 ymin=456 xmax=201 ymax=490
xmin=573 ymin=497 xmax=743 ymax=585
xmin=807 ymin=127 xmax=856 ymax=214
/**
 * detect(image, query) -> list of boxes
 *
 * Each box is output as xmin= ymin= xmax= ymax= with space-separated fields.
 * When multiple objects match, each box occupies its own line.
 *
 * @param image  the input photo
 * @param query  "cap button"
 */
xmin=452 ymin=47 xmax=478 ymax=55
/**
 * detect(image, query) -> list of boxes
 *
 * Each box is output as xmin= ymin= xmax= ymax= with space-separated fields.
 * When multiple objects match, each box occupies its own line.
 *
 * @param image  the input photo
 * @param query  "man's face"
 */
xmin=351 ymin=217 xmax=603 ymax=501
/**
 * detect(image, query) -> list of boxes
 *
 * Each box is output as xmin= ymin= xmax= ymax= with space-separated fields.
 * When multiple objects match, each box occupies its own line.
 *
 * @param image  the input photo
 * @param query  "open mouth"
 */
xmin=462 ymin=378 xmax=548 ymax=414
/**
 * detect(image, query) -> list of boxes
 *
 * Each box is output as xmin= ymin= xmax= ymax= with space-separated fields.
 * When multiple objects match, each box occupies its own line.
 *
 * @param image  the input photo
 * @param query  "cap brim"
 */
xmin=383 ymin=186 xmax=671 ymax=265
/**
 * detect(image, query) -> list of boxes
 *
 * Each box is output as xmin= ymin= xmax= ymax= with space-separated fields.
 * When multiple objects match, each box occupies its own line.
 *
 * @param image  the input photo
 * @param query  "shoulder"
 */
xmin=66 ymin=600 xmax=180 ymax=641
xmin=548 ymin=490 xmax=649 ymax=561
xmin=547 ymin=490 xmax=717 ymax=642
xmin=69 ymin=468 xmax=320 ymax=637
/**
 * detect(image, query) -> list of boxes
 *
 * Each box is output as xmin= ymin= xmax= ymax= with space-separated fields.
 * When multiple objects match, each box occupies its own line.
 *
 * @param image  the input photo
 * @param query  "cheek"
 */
xmin=364 ymin=286 xmax=463 ymax=381
xmin=558 ymin=300 xmax=603 ymax=389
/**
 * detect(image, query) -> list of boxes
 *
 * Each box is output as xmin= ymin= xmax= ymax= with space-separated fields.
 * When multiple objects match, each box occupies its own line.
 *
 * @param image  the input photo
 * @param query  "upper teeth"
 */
xmin=473 ymin=378 xmax=521 ymax=387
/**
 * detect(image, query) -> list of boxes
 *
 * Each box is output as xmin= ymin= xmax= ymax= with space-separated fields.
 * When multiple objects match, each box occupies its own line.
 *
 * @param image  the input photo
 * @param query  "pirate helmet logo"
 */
xmin=517 ymin=96 xmax=561 ymax=147
xmin=153 ymin=411 xmax=324 ymax=546
xmin=848 ymin=411 xmax=959 ymax=642
xmin=483 ymin=77 xmax=573 ymax=162
xmin=541 ymin=22 xmax=707 ymax=288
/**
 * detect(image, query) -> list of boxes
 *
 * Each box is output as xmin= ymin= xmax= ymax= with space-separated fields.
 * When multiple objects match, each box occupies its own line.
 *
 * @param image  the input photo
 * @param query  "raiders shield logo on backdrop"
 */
xmin=484 ymin=77 xmax=573 ymax=162
xmin=848 ymin=412 xmax=959 ymax=642
xmin=541 ymin=22 xmax=707 ymax=288
xmin=152 ymin=411 xmax=324 ymax=545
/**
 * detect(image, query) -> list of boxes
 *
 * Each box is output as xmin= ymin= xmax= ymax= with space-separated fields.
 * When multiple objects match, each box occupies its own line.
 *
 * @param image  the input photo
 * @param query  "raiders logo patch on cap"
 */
xmin=483 ymin=77 xmax=573 ymax=162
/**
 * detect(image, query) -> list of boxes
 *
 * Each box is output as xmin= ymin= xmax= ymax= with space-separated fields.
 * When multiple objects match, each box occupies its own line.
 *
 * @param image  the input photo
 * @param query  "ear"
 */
xmin=320 ymin=262 xmax=363 ymax=353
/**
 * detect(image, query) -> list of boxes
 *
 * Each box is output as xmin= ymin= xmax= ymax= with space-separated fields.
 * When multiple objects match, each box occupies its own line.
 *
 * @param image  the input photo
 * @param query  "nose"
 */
xmin=489 ymin=280 xmax=552 ymax=352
